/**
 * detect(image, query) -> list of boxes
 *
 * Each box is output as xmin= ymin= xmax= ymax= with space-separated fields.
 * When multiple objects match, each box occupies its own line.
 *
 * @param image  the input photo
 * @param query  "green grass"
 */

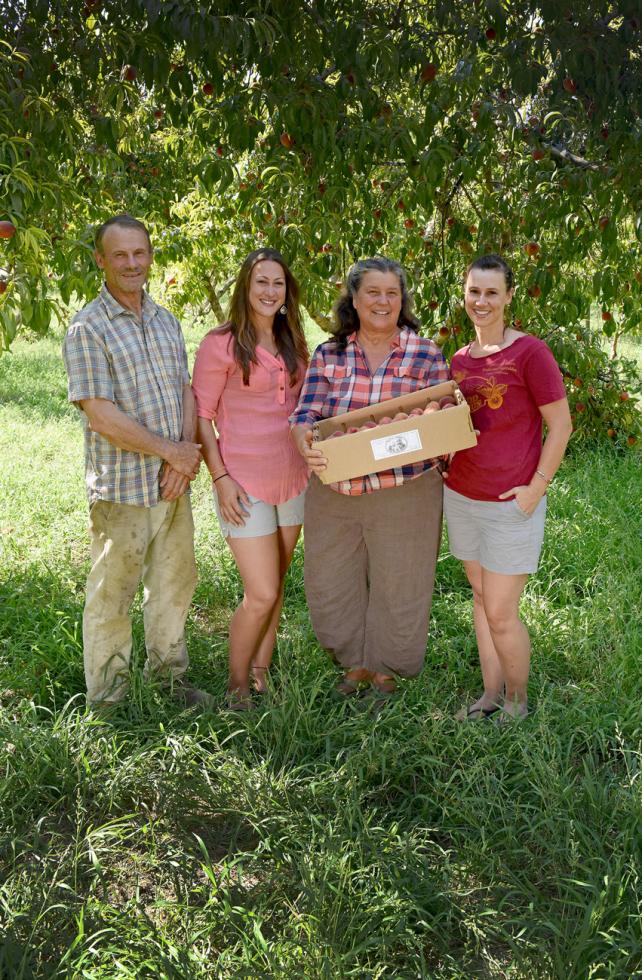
xmin=0 ymin=323 xmax=640 ymax=979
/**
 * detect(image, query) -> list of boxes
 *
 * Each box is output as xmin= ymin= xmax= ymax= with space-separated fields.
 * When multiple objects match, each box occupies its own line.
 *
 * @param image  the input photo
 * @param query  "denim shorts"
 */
xmin=444 ymin=485 xmax=547 ymax=574
xmin=213 ymin=488 xmax=306 ymax=539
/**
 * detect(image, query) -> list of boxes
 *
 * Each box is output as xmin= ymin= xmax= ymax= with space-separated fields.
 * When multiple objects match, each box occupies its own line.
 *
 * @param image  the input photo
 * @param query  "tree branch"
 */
xmin=548 ymin=143 xmax=600 ymax=171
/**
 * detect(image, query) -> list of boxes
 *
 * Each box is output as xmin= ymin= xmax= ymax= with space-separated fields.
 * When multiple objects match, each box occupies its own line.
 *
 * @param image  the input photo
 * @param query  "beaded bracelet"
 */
xmin=535 ymin=468 xmax=551 ymax=485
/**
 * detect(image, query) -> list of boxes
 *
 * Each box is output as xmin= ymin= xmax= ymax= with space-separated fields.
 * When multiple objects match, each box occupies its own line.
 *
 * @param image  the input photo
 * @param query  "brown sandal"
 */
xmin=371 ymin=678 xmax=397 ymax=695
xmin=335 ymin=677 xmax=364 ymax=697
xmin=251 ymin=666 xmax=269 ymax=695
xmin=225 ymin=691 xmax=254 ymax=712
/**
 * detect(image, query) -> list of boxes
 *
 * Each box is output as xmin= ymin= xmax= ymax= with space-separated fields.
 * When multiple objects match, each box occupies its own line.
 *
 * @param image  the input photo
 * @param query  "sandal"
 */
xmin=225 ymin=691 xmax=254 ymax=712
xmin=335 ymin=677 xmax=365 ymax=697
xmin=455 ymin=703 xmax=501 ymax=722
xmin=371 ymin=678 xmax=397 ymax=695
xmin=494 ymin=706 xmax=529 ymax=726
xmin=251 ymin=666 xmax=269 ymax=695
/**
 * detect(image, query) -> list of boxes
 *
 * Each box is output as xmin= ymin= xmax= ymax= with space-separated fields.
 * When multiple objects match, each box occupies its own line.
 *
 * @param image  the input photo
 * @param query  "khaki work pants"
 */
xmin=83 ymin=496 xmax=197 ymax=704
xmin=304 ymin=469 xmax=443 ymax=677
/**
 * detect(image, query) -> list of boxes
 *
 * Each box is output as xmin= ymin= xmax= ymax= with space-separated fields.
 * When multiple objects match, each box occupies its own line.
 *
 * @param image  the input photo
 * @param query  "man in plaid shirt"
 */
xmin=63 ymin=214 xmax=211 ymax=711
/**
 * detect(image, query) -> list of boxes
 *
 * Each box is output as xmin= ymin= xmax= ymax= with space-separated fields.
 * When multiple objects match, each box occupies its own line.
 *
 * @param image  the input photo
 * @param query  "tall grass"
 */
xmin=0 ymin=324 xmax=640 ymax=979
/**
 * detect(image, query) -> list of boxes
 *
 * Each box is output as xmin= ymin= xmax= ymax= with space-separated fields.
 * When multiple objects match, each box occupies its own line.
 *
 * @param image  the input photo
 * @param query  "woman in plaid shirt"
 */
xmin=290 ymin=257 xmax=448 ymax=702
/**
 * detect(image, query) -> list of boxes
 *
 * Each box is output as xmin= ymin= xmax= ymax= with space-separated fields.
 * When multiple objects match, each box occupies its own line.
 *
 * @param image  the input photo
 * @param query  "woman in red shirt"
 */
xmin=192 ymin=249 xmax=309 ymax=709
xmin=444 ymin=254 xmax=572 ymax=722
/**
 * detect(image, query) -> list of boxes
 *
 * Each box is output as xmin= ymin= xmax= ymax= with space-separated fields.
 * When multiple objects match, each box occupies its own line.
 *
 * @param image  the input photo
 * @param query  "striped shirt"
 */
xmin=289 ymin=328 xmax=449 ymax=495
xmin=62 ymin=284 xmax=190 ymax=507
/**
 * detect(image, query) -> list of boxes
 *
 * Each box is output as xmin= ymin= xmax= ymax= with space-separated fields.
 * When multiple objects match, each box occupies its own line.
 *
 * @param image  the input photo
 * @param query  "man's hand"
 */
xmin=165 ymin=440 xmax=202 ymax=479
xmin=160 ymin=463 xmax=190 ymax=501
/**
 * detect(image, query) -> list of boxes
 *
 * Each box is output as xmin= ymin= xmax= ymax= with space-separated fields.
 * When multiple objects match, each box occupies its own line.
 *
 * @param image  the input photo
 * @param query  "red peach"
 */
xmin=420 ymin=63 xmax=437 ymax=82
xmin=379 ymin=416 xmax=393 ymax=425
xmin=393 ymin=412 xmax=408 ymax=421
xmin=439 ymin=396 xmax=457 ymax=409
xmin=423 ymin=402 xmax=440 ymax=413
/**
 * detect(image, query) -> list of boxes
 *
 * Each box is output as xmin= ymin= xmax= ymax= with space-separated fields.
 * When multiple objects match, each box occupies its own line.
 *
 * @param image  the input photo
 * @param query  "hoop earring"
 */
xmin=279 ymin=305 xmax=287 ymax=315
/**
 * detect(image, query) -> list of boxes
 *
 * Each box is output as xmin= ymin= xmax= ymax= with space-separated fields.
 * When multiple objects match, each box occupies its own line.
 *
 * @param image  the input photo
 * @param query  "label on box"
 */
xmin=370 ymin=428 xmax=422 ymax=460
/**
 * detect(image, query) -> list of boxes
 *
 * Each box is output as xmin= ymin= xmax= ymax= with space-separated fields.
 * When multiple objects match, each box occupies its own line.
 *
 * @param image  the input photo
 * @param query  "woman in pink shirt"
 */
xmin=192 ymin=249 xmax=309 ymax=709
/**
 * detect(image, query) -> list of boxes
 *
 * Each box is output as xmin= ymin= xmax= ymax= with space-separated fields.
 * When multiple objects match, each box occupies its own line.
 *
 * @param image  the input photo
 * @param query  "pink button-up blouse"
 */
xmin=192 ymin=329 xmax=309 ymax=505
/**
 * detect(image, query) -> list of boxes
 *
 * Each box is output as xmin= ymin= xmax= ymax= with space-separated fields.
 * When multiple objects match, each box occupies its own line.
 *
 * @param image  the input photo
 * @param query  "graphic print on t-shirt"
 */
xmin=447 ymin=335 xmax=567 ymax=501
xmin=452 ymin=360 xmax=521 ymax=412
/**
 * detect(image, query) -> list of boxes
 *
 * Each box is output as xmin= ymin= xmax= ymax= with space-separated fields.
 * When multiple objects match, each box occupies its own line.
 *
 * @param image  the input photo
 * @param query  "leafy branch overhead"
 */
xmin=0 ymin=0 xmax=640 ymax=444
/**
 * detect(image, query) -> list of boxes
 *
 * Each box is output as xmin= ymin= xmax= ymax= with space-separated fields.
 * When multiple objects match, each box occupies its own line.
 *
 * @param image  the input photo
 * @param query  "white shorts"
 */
xmin=213 ymin=488 xmax=306 ymax=539
xmin=444 ymin=485 xmax=547 ymax=575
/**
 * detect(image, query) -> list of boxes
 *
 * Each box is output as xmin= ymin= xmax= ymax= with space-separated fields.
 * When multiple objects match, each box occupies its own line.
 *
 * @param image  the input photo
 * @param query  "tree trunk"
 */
xmin=202 ymin=276 xmax=225 ymax=322
xmin=304 ymin=307 xmax=332 ymax=333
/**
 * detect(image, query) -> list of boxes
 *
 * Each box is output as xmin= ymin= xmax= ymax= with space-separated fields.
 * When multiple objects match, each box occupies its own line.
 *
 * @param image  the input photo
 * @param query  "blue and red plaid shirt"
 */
xmin=289 ymin=327 xmax=448 ymax=495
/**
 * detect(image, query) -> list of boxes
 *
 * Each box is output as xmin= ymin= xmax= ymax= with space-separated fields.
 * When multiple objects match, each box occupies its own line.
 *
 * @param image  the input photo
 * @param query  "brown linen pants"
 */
xmin=83 ymin=496 xmax=198 ymax=704
xmin=303 ymin=469 xmax=443 ymax=677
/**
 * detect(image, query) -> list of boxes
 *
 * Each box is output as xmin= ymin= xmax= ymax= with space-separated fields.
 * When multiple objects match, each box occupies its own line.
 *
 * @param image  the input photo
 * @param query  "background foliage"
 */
xmin=0 ymin=0 xmax=641 ymax=444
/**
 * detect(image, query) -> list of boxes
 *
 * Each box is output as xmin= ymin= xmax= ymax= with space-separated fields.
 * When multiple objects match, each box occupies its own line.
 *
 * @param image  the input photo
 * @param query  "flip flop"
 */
xmin=455 ymin=703 xmax=501 ymax=722
xmin=494 ymin=707 xmax=529 ymax=726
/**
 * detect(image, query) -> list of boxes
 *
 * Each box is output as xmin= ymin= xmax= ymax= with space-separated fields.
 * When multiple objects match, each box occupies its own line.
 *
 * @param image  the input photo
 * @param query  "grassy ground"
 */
xmin=0 ymin=322 xmax=640 ymax=979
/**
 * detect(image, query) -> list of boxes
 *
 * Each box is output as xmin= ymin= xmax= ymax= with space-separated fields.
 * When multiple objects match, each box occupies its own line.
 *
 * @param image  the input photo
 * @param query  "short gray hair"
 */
xmin=94 ymin=214 xmax=152 ymax=253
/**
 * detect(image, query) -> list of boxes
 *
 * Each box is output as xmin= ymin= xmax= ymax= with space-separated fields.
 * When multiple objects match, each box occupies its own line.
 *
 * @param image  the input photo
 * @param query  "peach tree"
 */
xmin=0 ymin=0 xmax=640 ymax=445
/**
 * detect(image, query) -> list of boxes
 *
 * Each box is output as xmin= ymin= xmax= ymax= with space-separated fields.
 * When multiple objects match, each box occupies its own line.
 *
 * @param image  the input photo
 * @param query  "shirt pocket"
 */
xmin=107 ymin=343 xmax=138 ymax=415
xmin=322 ymin=364 xmax=353 ymax=397
xmin=390 ymin=364 xmax=429 ymax=396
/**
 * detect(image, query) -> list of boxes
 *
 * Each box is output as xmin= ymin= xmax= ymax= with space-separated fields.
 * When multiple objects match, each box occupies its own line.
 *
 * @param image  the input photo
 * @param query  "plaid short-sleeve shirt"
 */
xmin=62 ymin=285 xmax=190 ymax=507
xmin=289 ymin=328 xmax=449 ymax=495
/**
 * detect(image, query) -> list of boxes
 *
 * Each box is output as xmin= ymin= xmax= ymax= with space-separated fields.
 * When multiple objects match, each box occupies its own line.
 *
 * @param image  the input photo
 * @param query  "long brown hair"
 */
xmin=222 ymin=248 xmax=308 ymax=385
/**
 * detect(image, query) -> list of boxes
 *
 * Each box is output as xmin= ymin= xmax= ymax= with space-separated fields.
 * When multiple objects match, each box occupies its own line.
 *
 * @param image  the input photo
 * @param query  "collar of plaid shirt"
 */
xmin=100 ymin=283 xmax=158 ymax=322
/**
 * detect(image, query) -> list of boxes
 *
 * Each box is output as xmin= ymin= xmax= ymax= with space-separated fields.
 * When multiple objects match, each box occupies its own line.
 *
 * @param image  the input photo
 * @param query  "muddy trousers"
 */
xmin=303 ymin=469 xmax=443 ymax=677
xmin=83 ymin=496 xmax=197 ymax=704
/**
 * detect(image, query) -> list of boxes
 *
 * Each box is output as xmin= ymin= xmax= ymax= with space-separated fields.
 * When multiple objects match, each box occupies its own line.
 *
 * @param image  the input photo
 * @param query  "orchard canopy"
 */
xmin=0 ymin=0 xmax=640 ymax=443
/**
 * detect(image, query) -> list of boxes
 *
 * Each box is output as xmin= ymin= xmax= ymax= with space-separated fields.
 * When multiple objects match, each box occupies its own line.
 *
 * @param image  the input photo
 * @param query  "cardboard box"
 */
xmin=313 ymin=380 xmax=477 ymax=484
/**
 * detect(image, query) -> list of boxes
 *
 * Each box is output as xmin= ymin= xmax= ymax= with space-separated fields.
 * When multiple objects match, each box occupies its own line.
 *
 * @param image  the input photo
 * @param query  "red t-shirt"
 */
xmin=447 ymin=334 xmax=566 ymax=501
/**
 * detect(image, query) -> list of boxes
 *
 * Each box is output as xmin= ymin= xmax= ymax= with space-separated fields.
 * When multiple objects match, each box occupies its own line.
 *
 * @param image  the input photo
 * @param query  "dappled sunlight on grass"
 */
xmin=0 ymin=328 xmax=640 ymax=978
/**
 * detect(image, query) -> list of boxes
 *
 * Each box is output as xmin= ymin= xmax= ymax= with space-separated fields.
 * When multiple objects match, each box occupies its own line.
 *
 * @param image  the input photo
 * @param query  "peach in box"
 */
xmin=313 ymin=380 xmax=477 ymax=484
